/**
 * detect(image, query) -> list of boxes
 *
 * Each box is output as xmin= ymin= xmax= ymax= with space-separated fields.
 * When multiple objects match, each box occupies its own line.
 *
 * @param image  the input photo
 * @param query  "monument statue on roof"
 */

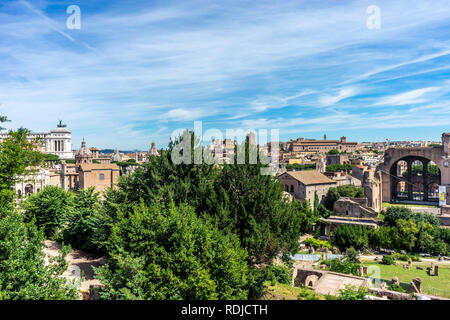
xmin=57 ymin=120 xmax=67 ymax=128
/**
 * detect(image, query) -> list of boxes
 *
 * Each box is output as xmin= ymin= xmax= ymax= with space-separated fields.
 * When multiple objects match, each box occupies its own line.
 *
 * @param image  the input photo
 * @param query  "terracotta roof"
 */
xmin=284 ymin=171 xmax=336 ymax=185
xmin=79 ymin=163 xmax=119 ymax=171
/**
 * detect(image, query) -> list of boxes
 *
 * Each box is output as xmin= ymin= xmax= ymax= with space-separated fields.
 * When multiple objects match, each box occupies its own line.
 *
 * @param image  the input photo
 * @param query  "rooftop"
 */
xmin=285 ymin=170 xmax=336 ymax=186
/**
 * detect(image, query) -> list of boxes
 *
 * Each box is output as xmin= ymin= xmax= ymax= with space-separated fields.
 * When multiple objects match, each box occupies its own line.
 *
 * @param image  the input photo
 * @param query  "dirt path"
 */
xmin=43 ymin=240 xmax=107 ymax=299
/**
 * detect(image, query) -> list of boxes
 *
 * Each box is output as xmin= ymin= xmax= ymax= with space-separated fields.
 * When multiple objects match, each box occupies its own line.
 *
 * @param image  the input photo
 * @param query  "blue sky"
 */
xmin=1 ymin=0 xmax=450 ymax=149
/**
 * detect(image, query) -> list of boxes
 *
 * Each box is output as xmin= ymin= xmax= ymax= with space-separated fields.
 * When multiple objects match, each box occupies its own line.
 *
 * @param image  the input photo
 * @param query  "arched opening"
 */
xmin=25 ymin=184 xmax=34 ymax=195
xmin=411 ymin=159 xmax=425 ymax=201
xmin=390 ymin=156 xmax=441 ymax=204
xmin=393 ymin=160 xmax=408 ymax=200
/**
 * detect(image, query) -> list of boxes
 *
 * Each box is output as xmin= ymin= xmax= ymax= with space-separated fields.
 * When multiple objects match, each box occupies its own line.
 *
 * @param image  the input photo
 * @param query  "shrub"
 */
xmin=264 ymin=265 xmax=292 ymax=285
xmin=61 ymin=188 xmax=104 ymax=253
xmin=388 ymin=283 xmax=406 ymax=293
xmin=381 ymin=255 xmax=395 ymax=265
xmin=331 ymin=224 xmax=369 ymax=251
xmin=384 ymin=207 xmax=439 ymax=228
xmin=345 ymin=247 xmax=358 ymax=262
xmin=338 ymin=285 xmax=368 ymax=300
xmin=305 ymin=238 xmax=332 ymax=249
xmin=323 ymin=258 xmax=360 ymax=276
xmin=298 ymin=288 xmax=321 ymax=300
xmin=95 ymin=202 xmax=249 ymax=300
xmin=323 ymin=184 xmax=364 ymax=210
xmin=23 ymin=186 xmax=74 ymax=239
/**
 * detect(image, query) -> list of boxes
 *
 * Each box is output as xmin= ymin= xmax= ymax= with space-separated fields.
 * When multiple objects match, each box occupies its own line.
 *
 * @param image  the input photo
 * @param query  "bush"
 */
xmin=391 ymin=253 xmax=421 ymax=262
xmin=323 ymin=184 xmax=365 ymax=210
xmin=305 ymin=238 xmax=332 ymax=250
xmin=381 ymin=255 xmax=395 ymax=265
xmin=61 ymin=188 xmax=104 ymax=253
xmin=264 ymin=265 xmax=292 ymax=285
xmin=338 ymin=285 xmax=368 ymax=300
xmin=44 ymin=154 xmax=61 ymax=164
xmin=322 ymin=258 xmax=360 ymax=276
xmin=388 ymin=283 xmax=406 ymax=293
xmin=298 ymin=288 xmax=322 ymax=300
xmin=331 ymin=224 xmax=369 ymax=251
xmin=95 ymin=202 xmax=249 ymax=300
xmin=384 ymin=207 xmax=439 ymax=227
xmin=23 ymin=186 xmax=74 ymax=239
xmin=345 ymin=247 xmax=358 ymax=262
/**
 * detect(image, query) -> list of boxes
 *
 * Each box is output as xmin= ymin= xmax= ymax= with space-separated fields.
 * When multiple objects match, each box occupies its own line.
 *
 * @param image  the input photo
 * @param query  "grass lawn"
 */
xmin=364 ymin=261 xmax=450 ymax=298
xmin=262 ymin=281 xmax=325 ymax=300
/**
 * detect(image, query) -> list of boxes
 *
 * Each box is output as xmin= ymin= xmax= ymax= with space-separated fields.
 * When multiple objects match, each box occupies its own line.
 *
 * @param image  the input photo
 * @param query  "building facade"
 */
xmin=0 ymin=121 xmax=74 ymax=159
xmin=289 ymin=136 xmax=357 ymax=154
xmin=278 ymin=171 xmax=337 ymax=208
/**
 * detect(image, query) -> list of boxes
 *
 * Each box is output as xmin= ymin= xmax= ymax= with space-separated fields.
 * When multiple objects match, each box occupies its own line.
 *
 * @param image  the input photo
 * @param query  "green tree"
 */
xmin=105 ymin=135 xmax=309 ymax=266
xmin=23 ymin=186 xmax=74 ymax=239
xmin=0 ymin=206 xmax=77 ymax=299
xmin=331 ymin=224 xmax=369 ymax=251
xmin=44 ymin=154 xmax=61 ymax=164
xmin=369 ymin=226 xmax=400 ymax=250
xmin=95 ymin=202 xmax=249 ymax=300
xmin=383 ymin=206 xmax=414 ymax=227
xmin=0 ymin=116 xmax=75 ymax=300
xmin=396 ymin=219 xmax=419 ymax=252
xmin=327 ymin=149 xmax=339 ymax=155
xmin=0 ymin=126 xmax=44 ymax=206
xmin=323 ymin=184 xmax=365 ymax=210
xmin=325 ymin=164 xmax=353 ymax=173
xmin=322 ymin=258 xmax=360 ymax=276
xmin=61 ymin=188 xmax=104 ymax=253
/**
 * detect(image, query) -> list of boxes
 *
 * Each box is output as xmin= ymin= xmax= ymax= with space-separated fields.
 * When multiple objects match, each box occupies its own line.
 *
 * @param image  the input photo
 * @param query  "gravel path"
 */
xmin=43 ymin=240 xmax=107 ymax=299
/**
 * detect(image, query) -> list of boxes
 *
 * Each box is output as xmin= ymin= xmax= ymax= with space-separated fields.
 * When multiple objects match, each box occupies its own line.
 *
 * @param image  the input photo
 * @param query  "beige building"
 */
xmin=60 ymin=140 xmax=120 ymax=193
xmin=289 ymin=136 xmax=357 ymax=154
xmin=77 ymin=164 xmax=120 ymax=192
xmin=278 ymin=171 xmax=337 ymax=208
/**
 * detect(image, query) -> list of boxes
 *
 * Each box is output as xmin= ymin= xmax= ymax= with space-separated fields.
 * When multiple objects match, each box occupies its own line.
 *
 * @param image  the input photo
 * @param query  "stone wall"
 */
xmin=333 ymin=197 xmax=378 ymax=218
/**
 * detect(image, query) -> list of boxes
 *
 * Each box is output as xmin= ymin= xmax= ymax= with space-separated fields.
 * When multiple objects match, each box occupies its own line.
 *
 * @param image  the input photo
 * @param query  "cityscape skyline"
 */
xmin=1 ymin=0 xmax=450 ymax=149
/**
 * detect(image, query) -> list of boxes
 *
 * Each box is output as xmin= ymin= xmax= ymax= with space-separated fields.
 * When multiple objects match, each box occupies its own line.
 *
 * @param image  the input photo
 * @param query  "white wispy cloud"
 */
xmin=318 ymin=87 xmax=359 ymax=107
xmin=373 ymin=87 xmax=441 ymax=106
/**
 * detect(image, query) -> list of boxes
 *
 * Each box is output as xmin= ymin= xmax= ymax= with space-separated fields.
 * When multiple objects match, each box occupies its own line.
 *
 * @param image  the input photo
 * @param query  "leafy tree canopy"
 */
xmin=95 ymin=202 xmax=249 ymax=300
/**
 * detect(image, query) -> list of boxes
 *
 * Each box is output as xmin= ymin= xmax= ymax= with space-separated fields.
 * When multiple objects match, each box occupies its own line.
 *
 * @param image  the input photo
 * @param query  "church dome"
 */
xmin=76 ymin=140 xmax=92 ymax=156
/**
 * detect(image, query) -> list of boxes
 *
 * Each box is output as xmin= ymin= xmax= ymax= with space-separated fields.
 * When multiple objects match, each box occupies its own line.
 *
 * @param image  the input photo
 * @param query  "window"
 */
xmin=290 ymin=185 xmax=294 ymax=193
xmin=99 ymin=173 xmax=105 ymax=180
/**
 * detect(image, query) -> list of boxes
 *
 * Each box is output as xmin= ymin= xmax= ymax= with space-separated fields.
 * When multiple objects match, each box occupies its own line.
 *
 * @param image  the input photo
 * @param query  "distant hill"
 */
xmin=99 ymin=149 xmax=144 ymax=154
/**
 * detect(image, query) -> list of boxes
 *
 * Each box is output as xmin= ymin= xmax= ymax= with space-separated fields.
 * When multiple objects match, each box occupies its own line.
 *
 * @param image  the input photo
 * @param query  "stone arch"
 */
xmin=388 ymin=155 xmax=441 ymax=203
xmin=25 ymin=184 xmax=34 ymax=195
xmin=304 ymin=275 xmax=319 ymax=287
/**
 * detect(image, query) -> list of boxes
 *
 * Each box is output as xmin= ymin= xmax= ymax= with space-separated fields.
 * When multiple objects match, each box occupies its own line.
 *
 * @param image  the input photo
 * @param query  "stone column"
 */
xmin=423 ymin=160 xmax=429 ymax=202
xmin=407 ymin=160 xmax=413 ymax=200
